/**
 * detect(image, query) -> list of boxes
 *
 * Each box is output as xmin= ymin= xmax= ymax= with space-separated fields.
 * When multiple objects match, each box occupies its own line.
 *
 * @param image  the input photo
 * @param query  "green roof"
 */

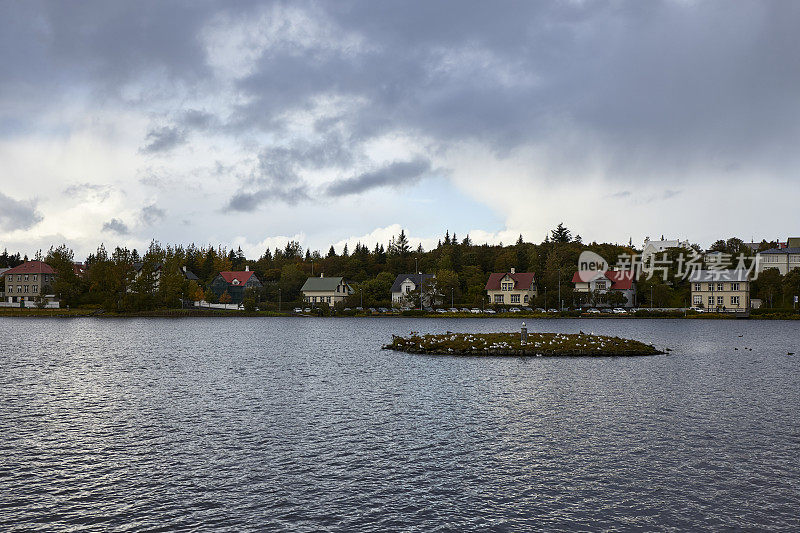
xmin=301 ymin=276 xmax=349 ymax=292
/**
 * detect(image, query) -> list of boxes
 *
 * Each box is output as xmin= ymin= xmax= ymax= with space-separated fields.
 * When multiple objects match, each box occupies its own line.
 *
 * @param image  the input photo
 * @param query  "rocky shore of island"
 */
xmin=383 ymin=332 xmax=664 ymax=356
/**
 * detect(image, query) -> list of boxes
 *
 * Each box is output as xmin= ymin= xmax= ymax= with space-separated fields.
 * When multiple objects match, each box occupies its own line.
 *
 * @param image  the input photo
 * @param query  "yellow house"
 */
xmin=689 ymin=269 xmax=750 ymax=312
xmin=301 ymin=274 xmax=353 ymax=305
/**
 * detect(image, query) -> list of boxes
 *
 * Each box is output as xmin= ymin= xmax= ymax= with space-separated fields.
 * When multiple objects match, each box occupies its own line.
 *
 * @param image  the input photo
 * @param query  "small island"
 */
xmin=383 ymin=332 xmax=664 ymax=357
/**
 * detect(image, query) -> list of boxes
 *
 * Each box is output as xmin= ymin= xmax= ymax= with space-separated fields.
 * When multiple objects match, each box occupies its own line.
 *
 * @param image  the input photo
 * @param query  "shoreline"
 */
xmin=0 ymin=308 xmax=797 ymax=320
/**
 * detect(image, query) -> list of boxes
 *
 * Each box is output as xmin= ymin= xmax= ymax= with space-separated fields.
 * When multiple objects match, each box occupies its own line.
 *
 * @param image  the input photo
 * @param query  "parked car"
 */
xmin=303 ymin=307 xmax=311 ymax=313
xmin=547 ymin=308 xmax=558 ymax=313
xmin=483 ymin=309 xmax=496 ymax=314
xmin=535 ymin=308 xmax=546 ymax=313
xmin=293 ymin=307 xmax=303 ymax=313
xmin=448 ymin=307 xmax=459 ymax=313
xmin=378 ymin=307 xmax=389 ymax=313
xmin=509 ymin=307 xmax=521 ymax=313
xmin=460 ymin=308 xmax=471 ymax=313
xmin=586 ymin=308 xmax=601 ymax=314
xmin=368 ymin=307 xmax=378 ymax=313
xmin=613 ymin=308 xmax=627 ymax=314
xmin=470 ymin=308 xmax=482 ymax=314
xmin=435 ymin=308 xmax=447 ymax=314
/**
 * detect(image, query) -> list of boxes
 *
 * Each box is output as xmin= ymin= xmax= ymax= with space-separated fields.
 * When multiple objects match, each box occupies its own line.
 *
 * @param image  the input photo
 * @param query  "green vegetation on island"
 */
xmin=383 ymin=332 xmax=664 ymax=356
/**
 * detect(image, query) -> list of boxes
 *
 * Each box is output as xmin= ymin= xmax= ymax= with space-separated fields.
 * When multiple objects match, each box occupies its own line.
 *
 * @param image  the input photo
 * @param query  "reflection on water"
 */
xmin=1 ymin=317 xmax=798 ymax=530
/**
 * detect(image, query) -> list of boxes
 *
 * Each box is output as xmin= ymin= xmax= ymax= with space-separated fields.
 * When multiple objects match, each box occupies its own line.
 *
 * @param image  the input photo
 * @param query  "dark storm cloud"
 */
xmin=223 ymin=133 xmax=352 ymax=211
xmin=140 ymin=126 xmax=186 ymax=154
xmin=140 ymin=204 xmax=166 ymax=225
xmin=101 ymin=218 xmax=129 ymax=235
xmin=178 ymin=109 xmax=215 ymax=130
xmin=326 ymin=158 xmax=432 ymax=197
xmin=3 ymin=1 xmax=800 ymax=202
xmin=0 ymin=193 xmax=43 ymax=231
xmin=226 ymin=186 xmax=308 ymax=212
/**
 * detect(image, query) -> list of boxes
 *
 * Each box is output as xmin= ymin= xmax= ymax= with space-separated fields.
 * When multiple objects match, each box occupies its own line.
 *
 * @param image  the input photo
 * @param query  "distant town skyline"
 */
xmin=2 ymin=1 xmax=799 ymax=258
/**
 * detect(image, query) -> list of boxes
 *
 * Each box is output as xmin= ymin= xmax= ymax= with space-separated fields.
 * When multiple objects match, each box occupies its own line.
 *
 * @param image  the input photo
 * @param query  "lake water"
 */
xmin=1 ymin=317 xmax=799 ymax=531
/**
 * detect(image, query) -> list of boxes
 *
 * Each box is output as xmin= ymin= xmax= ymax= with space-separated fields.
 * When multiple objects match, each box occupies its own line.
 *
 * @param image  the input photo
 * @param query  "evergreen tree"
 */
xmin=550 ymin=223 xmax=572 ymax=243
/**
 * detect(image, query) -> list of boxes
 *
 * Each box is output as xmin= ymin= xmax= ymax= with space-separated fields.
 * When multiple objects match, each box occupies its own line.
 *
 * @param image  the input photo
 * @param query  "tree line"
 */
xmin=1 ymin=225 xmax=798 ymax=311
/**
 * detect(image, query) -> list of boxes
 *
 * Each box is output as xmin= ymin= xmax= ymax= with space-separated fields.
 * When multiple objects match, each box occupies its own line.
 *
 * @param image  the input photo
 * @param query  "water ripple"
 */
xmin=0 ymin=317 xmax=798 ymax=531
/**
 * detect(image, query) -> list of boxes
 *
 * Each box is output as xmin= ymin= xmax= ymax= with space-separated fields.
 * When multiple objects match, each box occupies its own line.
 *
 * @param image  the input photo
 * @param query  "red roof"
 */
xmin=485 ymin=272 xmax=536 ymax=291
xmin=219 ymin=271 xmax=255 ymax=285
xmin=3 ymin=261 xmax=55 ymax=276
xmin=571 ymin=270 xmax=636 ymax=290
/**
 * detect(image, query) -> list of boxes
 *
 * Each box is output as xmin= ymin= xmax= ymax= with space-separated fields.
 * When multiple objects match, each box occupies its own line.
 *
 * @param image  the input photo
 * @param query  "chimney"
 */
xmin=511 ymin=268 xmax=516 ymax=274
xmin=245 ymin=265 xmax=249 ymax=271
xmin=182 ymin=265 xmax=187 ymax=273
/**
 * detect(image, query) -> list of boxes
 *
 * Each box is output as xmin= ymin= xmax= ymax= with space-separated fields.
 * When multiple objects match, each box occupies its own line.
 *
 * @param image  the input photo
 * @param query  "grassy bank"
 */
xmin=383 ymin=332 xmax=664 ymax=356
xmin=1 ymin=307 xmax=796 ymax=320
xmin=0 ymin=307 xmax=291 ymax=318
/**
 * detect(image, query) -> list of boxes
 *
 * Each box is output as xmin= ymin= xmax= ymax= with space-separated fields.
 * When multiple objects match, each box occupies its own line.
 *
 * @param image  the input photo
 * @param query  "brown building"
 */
xmin=2 ymin=261 xmax=57 ymax=303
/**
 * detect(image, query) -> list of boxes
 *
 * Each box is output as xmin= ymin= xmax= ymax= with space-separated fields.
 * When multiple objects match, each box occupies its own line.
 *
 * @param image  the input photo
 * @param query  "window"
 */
xmin=24 ymin=285 xmax=29 ymax=293
xmin=731 ymin=296 xmax=740 ymax=306
xmin=596 ymin=281 xmax=607 ymax=290
xmin=24 ymin=274 xmax=29 ymax=281
xmin=32 ymin=285 xmax=37 ymax=293
xmin=693 ymin=295 xmax=701 ymax=305
xmin=717 ymin=283 xmax=724 ymax=291
xmin=17 ymin=275 xmax=21 ymax=281
xmin=717 ymin=296 xmax=724 ymax=306
xmin=708 ymin=296 xmax=714 ymax=307
xmin=524 ymin=295 xmax=529 ymax=303
xmin=694 ymin=283 xmax=701 ymax=291
xmin=6 ymin=286 xmax=11 ymax=293
xmin=501 ymin=282 xmax=513 ymax=291
xmin=494 ymin=294 xmax=504 ymax=303
xmin=511 ymin=294 xmax=520 ymax=303
xmin=731 ymin=283 xmax=740 ymax=291
xmin=32 ymin=274 xmax=37 ymax=281
xmin=708 ymin=283 xmax=714 ymax=291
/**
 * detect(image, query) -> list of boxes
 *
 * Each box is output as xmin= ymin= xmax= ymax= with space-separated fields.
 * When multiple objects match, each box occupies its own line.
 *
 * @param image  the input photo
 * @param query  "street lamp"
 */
xmin=558 ymin=268 xmax=561 ymax=311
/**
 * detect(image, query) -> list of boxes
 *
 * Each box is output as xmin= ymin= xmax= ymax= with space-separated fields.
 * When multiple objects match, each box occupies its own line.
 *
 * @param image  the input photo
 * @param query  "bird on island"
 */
xmin=789 ymin=352 xmax=795 ymax=355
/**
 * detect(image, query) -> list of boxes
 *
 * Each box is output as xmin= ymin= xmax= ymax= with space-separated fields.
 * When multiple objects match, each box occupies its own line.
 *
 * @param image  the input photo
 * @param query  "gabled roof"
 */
xmin=3 ymin=261 xmax=55 ymax=276
xmin=571 ymin=270 xmax=636 ymax=290
xmin=183 ymin=269 xmax=199 ymax=281
xmin=758 ymin=247 xmax=800 ymax=255
xmin=689 ymin=269 xmax=751 ymax=282
xmin=390 ymin=273 xmax=435 ymax=293
xmin=219 ymin=271 xmax=255 ymax=285
xmin=485 ymin=272 xmax=536 ymax=291
xmin=301 ymin=276 xmax=351 ymax=292
xmin=133 ymin=262 xmax=163 ymax=272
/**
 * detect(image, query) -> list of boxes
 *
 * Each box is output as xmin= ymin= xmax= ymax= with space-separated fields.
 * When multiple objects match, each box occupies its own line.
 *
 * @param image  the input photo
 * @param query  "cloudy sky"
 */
xmin=1 ymin=1 xmax=799 ymax=259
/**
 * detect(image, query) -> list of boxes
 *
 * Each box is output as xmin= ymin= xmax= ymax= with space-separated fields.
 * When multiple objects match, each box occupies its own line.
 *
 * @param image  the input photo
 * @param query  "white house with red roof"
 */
xmin=2 ymin=261 xmax=57 ymax=304
xmin=571 ymin=270 xmax=637 ymax=308
xmin=210 ymin=266 xmax=263 ymax=304
xmin=484 ymin=268 xmax=537 ymax=306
